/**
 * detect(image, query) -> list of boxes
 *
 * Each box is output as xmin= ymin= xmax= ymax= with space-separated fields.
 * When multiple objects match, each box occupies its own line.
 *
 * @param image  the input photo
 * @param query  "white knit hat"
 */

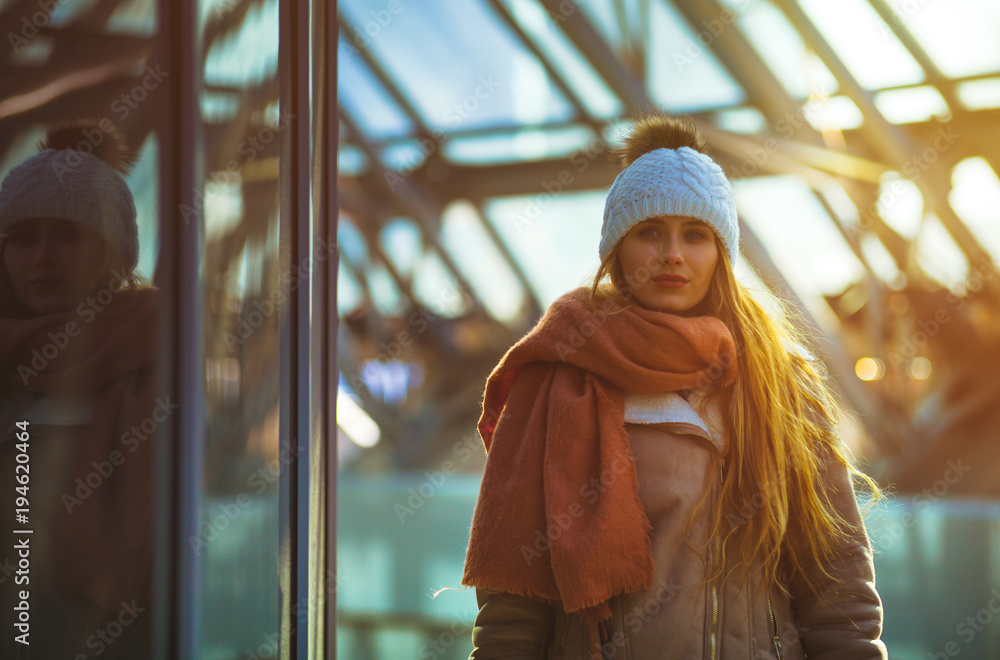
xmin=0 ymin=147 xmax=138 ymax=270
xmin=600 ymin=146 xmax=739 ymax=266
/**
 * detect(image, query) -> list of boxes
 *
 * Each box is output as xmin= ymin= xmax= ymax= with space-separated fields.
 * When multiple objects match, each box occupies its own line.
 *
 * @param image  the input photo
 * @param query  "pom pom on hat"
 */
xmin=0 ymin=119 xmax=140 ymax=271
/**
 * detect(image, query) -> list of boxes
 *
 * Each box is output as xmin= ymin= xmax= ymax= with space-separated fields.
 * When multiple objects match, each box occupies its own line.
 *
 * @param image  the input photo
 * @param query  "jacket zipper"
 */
xmin=765 ymin=567 xmax=783 ymax=659
xmin=558 ymin=613 xmax=568 ymax=651
xmin=709 ymin=457 xmax=723 ymax=660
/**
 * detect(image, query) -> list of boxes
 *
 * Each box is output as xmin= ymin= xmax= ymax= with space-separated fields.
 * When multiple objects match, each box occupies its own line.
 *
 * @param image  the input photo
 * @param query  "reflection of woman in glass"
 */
xmin=463 ymin=116 xmax=888 ymax=659
xmin=0 ymin=121 xmax=156 ymax=658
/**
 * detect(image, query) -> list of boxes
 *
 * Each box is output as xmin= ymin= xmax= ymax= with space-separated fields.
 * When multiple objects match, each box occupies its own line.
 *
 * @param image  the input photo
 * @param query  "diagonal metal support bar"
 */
xmin=537 ymin=0 xmax=652 ymax=110
xmin=770 ymin=0 xmax=990 ymax=270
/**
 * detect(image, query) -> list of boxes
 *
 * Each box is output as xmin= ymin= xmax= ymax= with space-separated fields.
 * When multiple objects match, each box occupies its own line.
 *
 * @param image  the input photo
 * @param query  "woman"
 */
xmin=462 ymin=115 xmax=888 ymax=659
xmin=0 ymin=120 xmax=157 ymax=658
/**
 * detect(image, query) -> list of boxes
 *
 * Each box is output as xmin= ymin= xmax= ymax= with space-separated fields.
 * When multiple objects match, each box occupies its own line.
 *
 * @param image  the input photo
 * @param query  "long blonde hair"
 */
xmin=589 ymin=113 xmax=887 ymax=607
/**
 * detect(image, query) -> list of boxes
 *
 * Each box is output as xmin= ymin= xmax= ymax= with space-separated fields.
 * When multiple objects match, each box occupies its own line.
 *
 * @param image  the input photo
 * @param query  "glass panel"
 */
xmin=914 ymin=213 xmax=969 ymax=291
xmin=796 ymin=0 xmax=925 ymax=90
xmin=577 ymin=0 xmax=626 ymax=51
xmin=956 ymin=77 xmax=1000 ymax=111
xmin=712 ymin=106 xmax=769 ymax=134
xmin=874 ymin=86 xmax=950 ymax=124
xmin=804 ymin=94 xmax=864 ymax=131
xmin=860 ymin=232 xmax=905 ymax=286
xmin=367 ymin=263 xmax=407 ymax=316
xmin=440 ymin=200 xmax=526 ymax=323
xmin=196 ymin=0 xmax=282 ymax=655
xmin=338 ymin=258 xmax=365 ymax=315
xmin=876 ymin=176 xmax=923 ymax=239
xmin=949 ymin=157 xmax=1000 ymax=264
xmin=379 ymin=217 xmax=423 ymax=277
xmin=729 ymin=0 xmax=839 ymax=99
xmin=733 ymin=175 xmax=865 ymax=297
xmin=339 ymin=0 xmax=575 ymax=131
xmin=337 ymin=34 xmax=416 ymax=140
xmin=648 ymin=0 xmax=746 ymax=111
xmin=482 ymin=191 xmax=605 ymax=306
xmin=0 ymin=0 xmax=161 ymax=656
xmin=884 ymin=0 xmax=1000 ymax=79
xmin=442 ymin=124 xmax=597 ymax=164
xmin=412 ymin=252 xmax=468 ymax=318
xmin=498 ymin=0 xmax=623 ymax=119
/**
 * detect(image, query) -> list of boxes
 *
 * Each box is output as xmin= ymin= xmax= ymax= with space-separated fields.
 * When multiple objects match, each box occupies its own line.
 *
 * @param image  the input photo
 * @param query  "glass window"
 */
xmin=496 ymin=0 xmax=623 ymax=119
xmin=482 ymin=191 xmax=606 ymax=306
xmin=884 ymin=0 xmax=1000 ymax=78
xmin=647 ymin=0 xmax=746 ymax=111
xmin=0 ymin=0 xmax=162 ymax=656
xmin=734 ymin=175 xmax=866 ymax=297
xmin=949 ymin=157 xmax=1000 ymax=264
xmin=874 ymin=86 xmax=950 ymax=124
xmin=196 ymin=0 xmax=283 ymax=654
xmin=796 ymin=0 xmax=925 ymax=90
xmin=731 ymin=0 xmax=839 ymax=99
xmin=339 ymin=0 xmax=575 ymax=131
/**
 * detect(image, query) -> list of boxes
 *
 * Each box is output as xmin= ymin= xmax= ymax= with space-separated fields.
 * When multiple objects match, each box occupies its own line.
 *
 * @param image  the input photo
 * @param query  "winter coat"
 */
xmin=469 ymin=386 xmax=888 ymax=660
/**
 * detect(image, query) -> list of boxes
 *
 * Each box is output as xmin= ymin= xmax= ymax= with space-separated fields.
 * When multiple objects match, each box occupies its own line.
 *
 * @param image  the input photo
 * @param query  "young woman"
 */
xmin=0 ymin=121 xmax=157 ymax=658
xmin=462 ymin=115 xmax=888 ymax=659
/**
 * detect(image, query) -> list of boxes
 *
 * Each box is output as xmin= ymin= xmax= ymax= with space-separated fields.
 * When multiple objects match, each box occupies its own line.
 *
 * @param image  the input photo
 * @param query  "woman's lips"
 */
xmin=653 ymin=279 xmax=686 ymax=288
xmin=31 ymin=278 xmax=65 ymax=290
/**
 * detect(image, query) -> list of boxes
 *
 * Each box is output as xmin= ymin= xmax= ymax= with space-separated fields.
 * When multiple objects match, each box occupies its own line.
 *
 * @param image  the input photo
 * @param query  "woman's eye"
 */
xmin=56 ymin=227 xmax=81 ymax=241
xmin=7 ymin=232 xmax=36 ymax=244
xmin=688 ymin=231 xmax=707 ymax=240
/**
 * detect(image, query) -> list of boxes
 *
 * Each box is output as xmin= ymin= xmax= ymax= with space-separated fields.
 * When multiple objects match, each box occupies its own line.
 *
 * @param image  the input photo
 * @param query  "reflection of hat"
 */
xmin=600 ymin=146 xmax=739 ymax=267
xmin=0 ymin=121 xmax=139 ymax=271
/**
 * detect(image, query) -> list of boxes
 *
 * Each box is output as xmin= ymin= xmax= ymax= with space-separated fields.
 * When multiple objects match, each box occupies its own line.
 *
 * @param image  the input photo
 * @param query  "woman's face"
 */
xmin=616 ymin=215 xmax=719 ymax=315
xmin=3 ymin=217 xmax=107 ymax=314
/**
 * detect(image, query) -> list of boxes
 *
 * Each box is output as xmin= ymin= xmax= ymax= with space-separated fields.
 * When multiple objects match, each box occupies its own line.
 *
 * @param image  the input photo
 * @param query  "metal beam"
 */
xmin=770 ymin=0 xmax=991 ymax=270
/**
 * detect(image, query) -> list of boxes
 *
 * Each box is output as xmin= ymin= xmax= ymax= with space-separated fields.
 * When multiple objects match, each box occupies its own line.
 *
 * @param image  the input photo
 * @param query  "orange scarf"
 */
xmin=462 ymin=286 xmax=738 ymax=659
xmin=1 ymin=286 xmax=158 ymax=612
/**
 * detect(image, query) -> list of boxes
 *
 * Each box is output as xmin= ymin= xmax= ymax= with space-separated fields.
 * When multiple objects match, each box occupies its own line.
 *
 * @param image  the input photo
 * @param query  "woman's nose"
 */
xmin=33 ymin=236 xmax=56 ymax=265
xmin=659 ymin=236 xmax=683 ymax=262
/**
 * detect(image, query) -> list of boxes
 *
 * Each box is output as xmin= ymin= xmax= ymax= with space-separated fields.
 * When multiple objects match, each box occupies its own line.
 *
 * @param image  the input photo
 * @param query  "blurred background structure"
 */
xmin=1 ymin=0 xmax=333 ymax=658
xmin=1 ymin=0 xmax=999 ymax=657
xmin=335 ymin=1 xmax=1000 ymax=659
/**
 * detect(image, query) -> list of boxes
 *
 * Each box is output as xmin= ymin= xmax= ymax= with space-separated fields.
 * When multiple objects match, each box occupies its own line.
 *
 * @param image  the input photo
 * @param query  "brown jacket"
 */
xmin=469 ymin=420 xmax=888 ymax=659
